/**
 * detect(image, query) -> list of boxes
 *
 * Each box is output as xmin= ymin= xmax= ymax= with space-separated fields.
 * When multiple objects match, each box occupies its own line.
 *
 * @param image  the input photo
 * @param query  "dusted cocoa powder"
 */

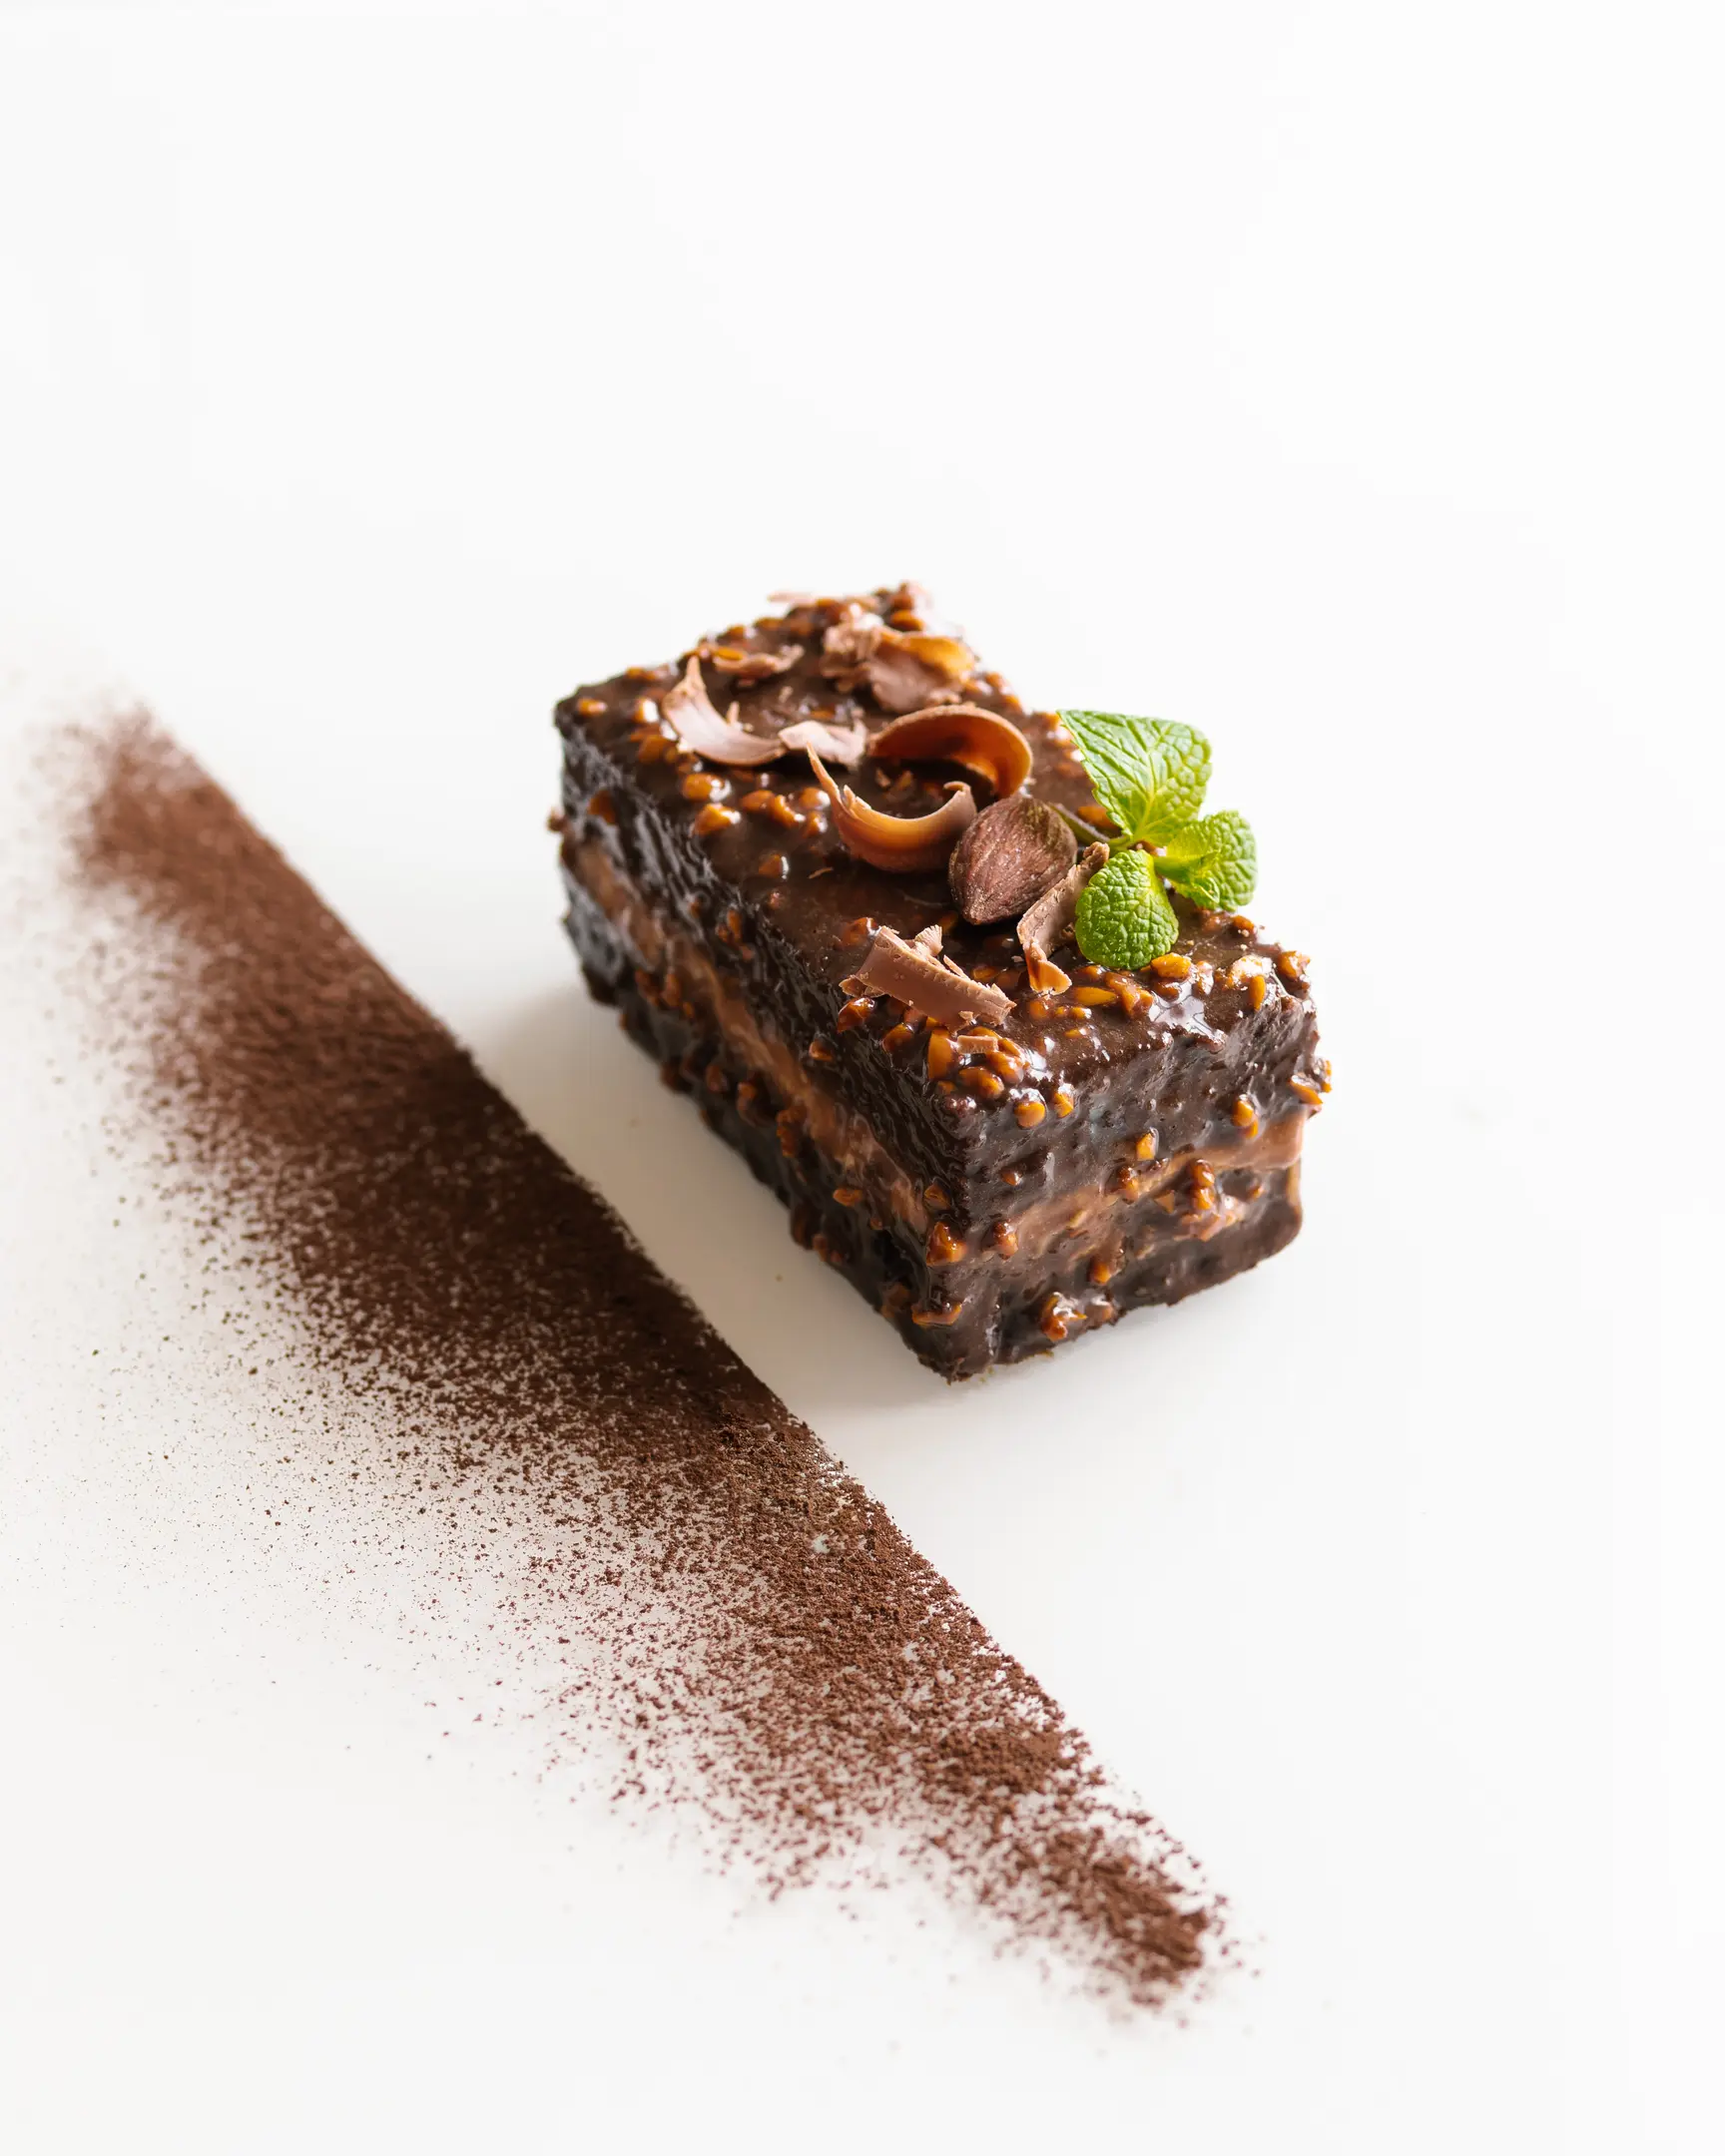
xmin=52 ymin=712 xmax=1218 ymax=2003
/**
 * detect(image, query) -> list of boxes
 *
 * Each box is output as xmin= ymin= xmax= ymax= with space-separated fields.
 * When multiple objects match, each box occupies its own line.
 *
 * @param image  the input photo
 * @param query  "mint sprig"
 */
xmin=1058 ymin=711 xmax=1257 ymax=967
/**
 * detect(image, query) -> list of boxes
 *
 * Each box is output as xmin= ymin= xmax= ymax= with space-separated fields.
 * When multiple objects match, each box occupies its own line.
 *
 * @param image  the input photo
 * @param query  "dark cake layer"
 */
xmin=555 ymin=585 xmax=1327 ymax=1376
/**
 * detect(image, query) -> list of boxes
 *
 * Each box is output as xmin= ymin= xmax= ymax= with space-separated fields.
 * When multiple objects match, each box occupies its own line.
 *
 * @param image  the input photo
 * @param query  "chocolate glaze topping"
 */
xmin=557 ymin=585 xmax=1328 ymax=1374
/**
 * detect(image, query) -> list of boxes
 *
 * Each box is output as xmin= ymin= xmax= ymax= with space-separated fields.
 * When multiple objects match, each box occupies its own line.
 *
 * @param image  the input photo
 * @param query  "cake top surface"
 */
xmin=557 ymin=585 xmax=1323 ymax=1127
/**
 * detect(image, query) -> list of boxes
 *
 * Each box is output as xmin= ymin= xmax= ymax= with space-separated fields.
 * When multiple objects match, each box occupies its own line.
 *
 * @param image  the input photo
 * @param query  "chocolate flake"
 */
xmin=867 ymin=704 xmax=1034 ymax=800
xmin=851 ymin=924 xmax=1014 ymax=1027
xmin=820 ymin=605 xmax=976 ymax=715
xmin=1017 ymin=840 xmax=1109 ymax=972
xmin=660 ymin=654 xmax=783 ymax=764
xmin=663 ymin=654 xmax=866 ymax=767
xmin=807 ymin=752 xmax=977 ymax=874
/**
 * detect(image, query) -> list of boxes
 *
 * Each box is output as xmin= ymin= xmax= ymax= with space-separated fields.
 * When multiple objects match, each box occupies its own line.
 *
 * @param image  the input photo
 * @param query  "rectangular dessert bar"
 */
xmin=555 ymin=585 xmax=1327 ymax=1378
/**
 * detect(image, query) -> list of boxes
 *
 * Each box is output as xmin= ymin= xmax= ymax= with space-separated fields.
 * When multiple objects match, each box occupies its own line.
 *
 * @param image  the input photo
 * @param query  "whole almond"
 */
xmin=947 ymin=792 xmax=1077 ymax=923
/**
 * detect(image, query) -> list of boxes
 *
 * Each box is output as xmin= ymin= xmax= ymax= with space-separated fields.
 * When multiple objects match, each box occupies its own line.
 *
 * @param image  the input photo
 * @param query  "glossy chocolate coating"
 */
xmin=555 ymin=586 xmax=1325 ymax=1375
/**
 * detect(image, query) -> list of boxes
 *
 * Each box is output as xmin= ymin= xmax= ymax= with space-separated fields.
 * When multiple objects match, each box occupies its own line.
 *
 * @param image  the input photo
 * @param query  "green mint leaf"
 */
xmin=1073 ymin=846 xmax=1179 ymax=968
xmin=1158 ymin=809 xmax=1258 ymax=911
xmin=1059 ymin=711 xmax=1212 ymax=844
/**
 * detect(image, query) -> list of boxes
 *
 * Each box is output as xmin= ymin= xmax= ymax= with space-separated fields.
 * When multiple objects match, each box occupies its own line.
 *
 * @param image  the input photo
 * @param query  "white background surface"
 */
xmin=1 ymin=4 xmax=1721 ymax=2150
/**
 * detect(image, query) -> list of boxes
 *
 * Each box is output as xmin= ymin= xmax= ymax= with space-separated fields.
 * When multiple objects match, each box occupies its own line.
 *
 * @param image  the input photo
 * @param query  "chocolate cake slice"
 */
xmin=555 ymin=585 xmax=1327 ymax=1378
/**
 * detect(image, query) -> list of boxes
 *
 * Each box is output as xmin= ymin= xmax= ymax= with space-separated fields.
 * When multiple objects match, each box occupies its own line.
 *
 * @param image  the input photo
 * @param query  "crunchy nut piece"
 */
xmin=926 ymin=1222 xmax=966 ymax=1266
xmin=1088 ymin=1256 xmax=1114 ymax=1286
xmin=1150 ymin=953 xmax=1191 ymax=980
xmin=990 ymin=1221 xmax=1019 ymax=1256
xmin=1134 ymin=1132 xmax=1159 ymax=1162
xmin=586 ymin=789 xmax=617 ymax=825
xmin=839 ymin=915 xmax=879 ymax=947
xmin=880 ymin=1021 xmax=915 ymax=1052
xmin=959 ymin=1065 xmax=1004 ymax=1100
xmin=926 ymin=1028 xmax=959 ymax=1079
xmin=833 ymin=1186 xmax=864 ymax=1207
xmin=836 ymin=996 xmax=874 ymax=1033
xmin=1076 ymin=804 xmax=1113 ymax=831
xmin=1014 ymin=1098 xmax=1047 ymax=1128
xmin=1071 ymin=986 xmax=1119 ymax=1009
xmin=575 ymin=696 xmax=606 ymax=717
xmin=806 ymin=1036 xmax=838 ymax=1065
xmin=1052 ymin=1085 xmax=1076 ymax=1117
xmin=868 ymin=705 xmax=1034 ymax=801
xmin=1038 ymin=1292 xmax=1084 ymax=1343
xmin=1023 ymin=945 xmax=1071 ymax=995
xmin=692 ymin=804 xmax=740 ymax=835
xmin=1291 ymin=1077 xmax=1324 ymax=1107
xmin=909 ymin=1299 xmax=966 ymax=1328
xmin=1278 ymin=950 xmax=1311 ymax=987
xmin=755 ymin=851 xmax=789 ymax=879
xmin=1106 ymin=971 xmax=1149 ymax=1017
xmin=681 ymin=771 xmax=728 ymax=802
xmin=700 ymin=638 xmax=805 ymax=683
xmin=636 ymin=732 xmax=672 ymax=765
xmin=1231 ymin=1096 xmax=1260 ymax=1134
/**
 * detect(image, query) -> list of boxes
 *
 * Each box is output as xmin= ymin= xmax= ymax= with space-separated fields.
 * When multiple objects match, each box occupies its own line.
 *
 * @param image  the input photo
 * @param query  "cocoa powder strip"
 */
xmin=56 ymin=711 xmax=1219 ymax=2003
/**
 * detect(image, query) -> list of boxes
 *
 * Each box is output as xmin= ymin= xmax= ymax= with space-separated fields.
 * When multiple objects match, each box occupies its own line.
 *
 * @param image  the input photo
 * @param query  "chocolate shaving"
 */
xmin=777 ymin=714 xmax=870 ymax=764
xmin=867 ymin=705 xmax=1034 ymax=800
xmin=807 ymin=752 xmax=976 ymax=874
xmin=662 ymin=655 xmax=864 ymax=768
xmin=850 ymin=924 xmax=1014 ymax=1027
xmin=660 ymin=654 xmax=783 ymax=765
xmin=865 ymin=631 xmax=975 ymax=715
xmin=947 ymin=794 xmax=1077 ymax=924
xmin=1017 ymin=841 xmax=1109 ymax=982
xmin=819 ymin=606 xmax=976 ymax=714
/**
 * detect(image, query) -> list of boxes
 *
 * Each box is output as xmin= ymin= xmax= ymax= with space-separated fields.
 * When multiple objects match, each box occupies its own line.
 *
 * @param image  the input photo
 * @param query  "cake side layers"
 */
xmin=564 ymin=858 xmax=1305 ymax=1374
